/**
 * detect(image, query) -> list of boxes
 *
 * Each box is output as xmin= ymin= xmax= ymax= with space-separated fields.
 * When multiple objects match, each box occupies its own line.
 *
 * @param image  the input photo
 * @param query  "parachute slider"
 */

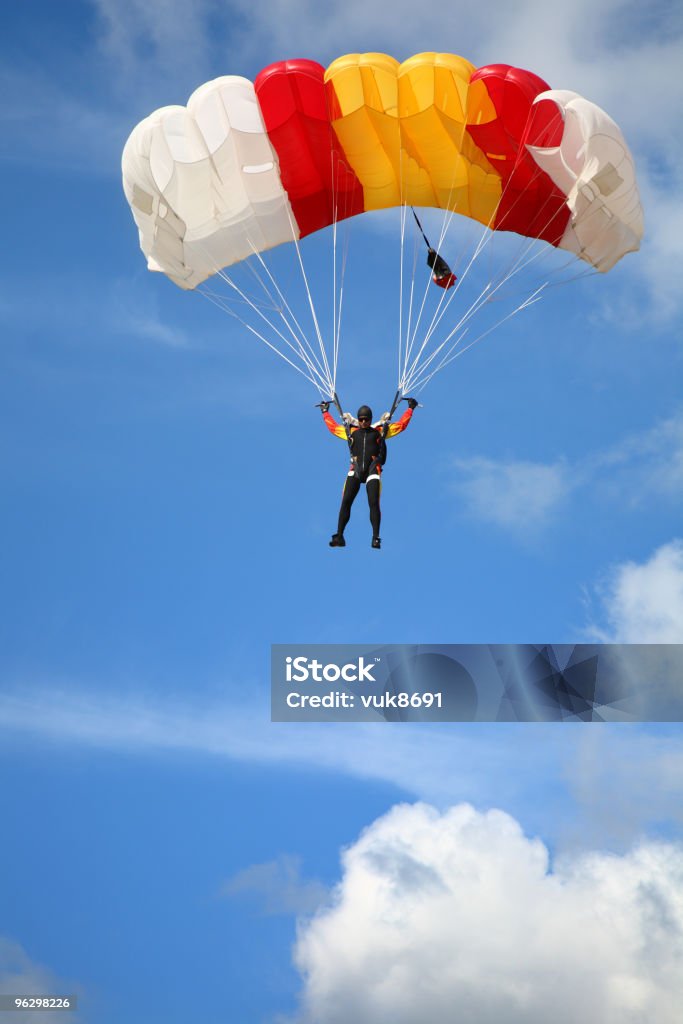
xmin=426 ymin=247 xmax=457 ymax=290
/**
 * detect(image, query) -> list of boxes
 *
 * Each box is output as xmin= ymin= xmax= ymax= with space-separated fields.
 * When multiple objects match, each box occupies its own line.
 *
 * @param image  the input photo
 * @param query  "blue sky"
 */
xmin=1 ymin=2 xmax=683 ymax=1022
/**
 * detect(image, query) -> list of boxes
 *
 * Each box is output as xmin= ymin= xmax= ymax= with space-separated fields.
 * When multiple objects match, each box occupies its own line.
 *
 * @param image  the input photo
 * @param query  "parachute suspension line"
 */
xmin=331 ymin=147 xmax=341 ymax=394
xmin=397 ymin=131 xmax=409 ymax=395
xmin=401 ymin=150 xmax=576 ymax=392
xmin=398 ymin=202 xmax=408 ymax=391
xmin=482 ymin=186 xmax=584 ymax=291
xmin=471 ymin=152 xmax=595 ymax=300
xmin=401 ymin=239 xmax=561 ymax=393
xmin=425 ymin=133 xmax=553 ymax=304
xmin=410 ymin=286 xmax=549 ymax=392
xmin=194 ymin=236 xmax=333 ymax=393
xmin=200 ymin=287 xmax=330 ymax=395
xmin=402 ymin=245 xmax=551 ymax=393
xmin=397 ymin=135 xmax=434 ymax=379
xmin=401 ymin=205 xmax=569 ymax=393
xmin=413 ymin=199 xmax=539 ymax=370
xmin=400 ymin=237 xmax=444 ymax=389
xmin=401 ymin=151 xmax=494 ymax=382
xmin=483 ymin=194 xmax=563 ymax=289
xmin=284 ymin=205 xmax=336 ymax=396
xmin=400 ymin=243 xmax=478 ymax=391
xmin=401 ymin=276 xmax=488 ymax=392
xmin=332 ymin=205 xmax=339 ymax=391
xmin=400 ymin=218 xmax=480 ymax=392
xmin=400 ymin=167 xmax=501 ymax=390
xmin=209 ymin=266 xmax=332 ymax=394
xmin=402 ymin=222 xmax=420 ymax=380
xmin=543 ymin=264 xmax=600 ymax=288
xmin=329 ymin=152 xmax=352 ymax=396
xmin=397 ymin=112 xmax=463 ymax=396
xmin=246 ymin=242 xmax=334 ymax=390
xmin=333 ymin=222 xmax=351 ymax=390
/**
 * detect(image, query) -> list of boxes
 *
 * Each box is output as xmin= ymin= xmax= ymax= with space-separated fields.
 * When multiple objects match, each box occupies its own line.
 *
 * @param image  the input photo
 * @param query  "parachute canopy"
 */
xmin=122 ymin=52 xmax=643 ymax=291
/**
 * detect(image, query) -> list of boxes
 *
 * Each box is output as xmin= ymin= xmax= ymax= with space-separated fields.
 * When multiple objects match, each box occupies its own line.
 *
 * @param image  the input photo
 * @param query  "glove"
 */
xmin=380 ymin=412 xmax=391 ymax=424
xmin=320 ymin=401 xmax=330 ymax=413
xmin=407 ymin=397 xmax=418 ymax=410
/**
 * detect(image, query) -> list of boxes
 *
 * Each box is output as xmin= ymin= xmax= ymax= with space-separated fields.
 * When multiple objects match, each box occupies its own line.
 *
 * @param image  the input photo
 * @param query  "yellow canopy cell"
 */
xmin=324 ymin=52 xmax=502 ymax=224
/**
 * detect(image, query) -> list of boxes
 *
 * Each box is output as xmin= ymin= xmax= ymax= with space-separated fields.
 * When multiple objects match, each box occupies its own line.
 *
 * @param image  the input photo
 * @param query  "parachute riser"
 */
xmin=381 ymin=388 xmax=403 ymax=440
xmin=332 ymin=391 xmax=361 ymax=477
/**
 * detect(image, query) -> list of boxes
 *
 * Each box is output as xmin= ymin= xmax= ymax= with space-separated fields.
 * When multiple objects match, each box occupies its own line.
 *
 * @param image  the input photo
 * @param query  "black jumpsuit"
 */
xmin=322 ymin=409 xmax=413 ymax=539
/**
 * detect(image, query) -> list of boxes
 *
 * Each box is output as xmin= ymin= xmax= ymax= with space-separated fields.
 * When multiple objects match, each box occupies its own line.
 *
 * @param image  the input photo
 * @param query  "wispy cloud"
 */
xmin=452 ymin=457 xmax=571 ymax=532
xmin=588 ymin=415 xmax=683 ymax=502
xmin=0 ymin=65 xmax=130 ymax=177
xmin=222 ymin=855 xmax=328 ymax=915
xmin=93 ymin=0 xmax=217 ymax=90
xmin=2 ymin=1 xmax=227 ymax=177
xmin=570 ymin=726 xmax=683 ymax=847
xmin=451 ymin=411 xmax=683 ymax=534
xmin=116 ymin=310 xmax=190 ymax=348
xmin=0 ymin=273 xmax=191 ymax=349
xmin=1 ymin=682 xmax=681 ymax=851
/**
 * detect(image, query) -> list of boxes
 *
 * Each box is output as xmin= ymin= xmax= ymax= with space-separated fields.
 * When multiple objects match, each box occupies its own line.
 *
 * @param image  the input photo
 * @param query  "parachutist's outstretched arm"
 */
xmin=320 ymin=407 xmax=350 ymax=440
xmin=384 ymin=399 xmax=419 ymax=438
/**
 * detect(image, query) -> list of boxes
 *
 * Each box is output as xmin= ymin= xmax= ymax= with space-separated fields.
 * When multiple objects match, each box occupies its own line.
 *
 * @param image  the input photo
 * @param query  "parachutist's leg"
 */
xmin=336 ymin=475 xmax=361 ymax=536
xmin=366 ymin=477 xmax=381 ymax=539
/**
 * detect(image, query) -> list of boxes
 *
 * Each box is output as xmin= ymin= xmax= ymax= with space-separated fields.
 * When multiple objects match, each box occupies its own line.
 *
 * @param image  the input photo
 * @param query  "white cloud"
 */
xmin=592 ymin=539 xmax=683 ymax=642
xmin=291 ymin=802 xmax=683 ymax=1024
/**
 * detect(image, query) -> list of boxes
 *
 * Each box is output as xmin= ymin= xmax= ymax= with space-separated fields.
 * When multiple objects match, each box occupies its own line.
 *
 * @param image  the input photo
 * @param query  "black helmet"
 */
xmin=357 ymin=405 xmax=373 ymax=421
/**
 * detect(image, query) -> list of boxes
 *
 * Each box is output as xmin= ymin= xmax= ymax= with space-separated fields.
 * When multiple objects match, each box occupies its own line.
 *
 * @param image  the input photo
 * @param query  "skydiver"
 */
xmin=321 ymin=400 xmax=418 ymax=549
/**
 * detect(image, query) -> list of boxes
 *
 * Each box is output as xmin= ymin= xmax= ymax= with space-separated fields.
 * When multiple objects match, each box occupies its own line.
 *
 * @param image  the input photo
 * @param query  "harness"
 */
xmin=368 ymin=388 xmax=402 ymax=477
